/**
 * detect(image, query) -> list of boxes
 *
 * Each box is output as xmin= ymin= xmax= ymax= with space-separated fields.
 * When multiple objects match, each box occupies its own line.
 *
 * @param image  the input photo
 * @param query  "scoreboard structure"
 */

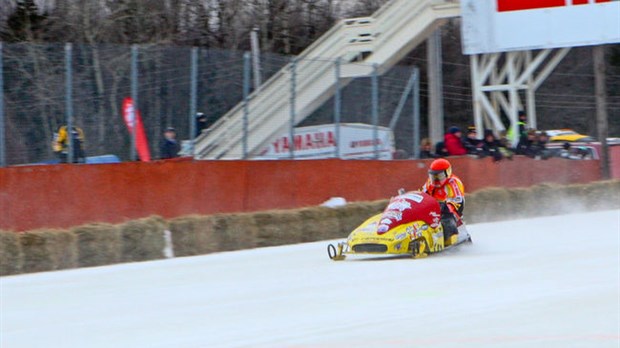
xmin=460 ymin=0 xmax=620 ymax=144
xmin=462 ymin=0 xmax=620 ymax=54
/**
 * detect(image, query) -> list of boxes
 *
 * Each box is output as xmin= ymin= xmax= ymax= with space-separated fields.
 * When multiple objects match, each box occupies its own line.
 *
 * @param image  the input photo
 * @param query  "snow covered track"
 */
xmin=2 ymin=210 xmax=619 ymax=348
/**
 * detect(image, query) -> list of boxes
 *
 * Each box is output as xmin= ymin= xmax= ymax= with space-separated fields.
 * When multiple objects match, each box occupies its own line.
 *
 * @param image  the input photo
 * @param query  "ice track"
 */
xmin=2 ymin=210 xmax=619 ymax=348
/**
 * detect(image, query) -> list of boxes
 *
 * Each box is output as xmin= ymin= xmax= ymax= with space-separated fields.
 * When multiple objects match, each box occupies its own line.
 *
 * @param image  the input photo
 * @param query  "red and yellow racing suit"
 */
xmin=421 ymin=175 xmax=465 ymax=221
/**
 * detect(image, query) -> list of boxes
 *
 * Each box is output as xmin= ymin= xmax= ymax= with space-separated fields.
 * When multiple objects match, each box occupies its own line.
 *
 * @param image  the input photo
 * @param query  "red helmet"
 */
xmin=428 ymin=158 xmax=452 ymax=187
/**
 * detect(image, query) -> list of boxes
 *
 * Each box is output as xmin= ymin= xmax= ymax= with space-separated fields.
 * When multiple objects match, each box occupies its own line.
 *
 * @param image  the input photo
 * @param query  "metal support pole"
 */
xmin=525 ymin=51 xmax=537 ymax=131
xmin=507 ymin=52 xmax=520 ymax=147
xmin=0 ymin=43 xmax=5 ymax=167
xmin=289 ymin=58 xmax=297 ymax=159
xmin=412 ymin=67 xmax=420 ymax=159
xmin=243 ymin=52 xmax=251 ymax=159
xmin=593 ymin=45 xmax=610 ymax=179
xmin=470 ymin=55 xmax=485 ymax=141
xmin=334 ymin=58 xmax=341 ymax=158
xmin=65 ymin=43 xmax=74 ymax=164
xmin=130 ymin=45 xmax=139 ymax=161
xmin=189 ymin=47 xmax=198 ymax=158
xmin=372 ymin=63 xmax=379 ymax=159
xmin=427 ymin=29 xmax=444 ymax=147
xmin=250 ymin=28 xmax=262 ymax=91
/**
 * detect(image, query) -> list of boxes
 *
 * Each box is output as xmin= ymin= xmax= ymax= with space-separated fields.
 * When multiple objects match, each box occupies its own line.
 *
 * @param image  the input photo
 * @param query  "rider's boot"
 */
xmin=442 ymin=215 xmax=458 ymax=246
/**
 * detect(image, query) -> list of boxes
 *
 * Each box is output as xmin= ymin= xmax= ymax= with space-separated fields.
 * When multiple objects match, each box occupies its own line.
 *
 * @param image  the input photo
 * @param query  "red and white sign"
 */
xmin=258 ymin=123 xmax=394 ymax=160
xmin=461 ymin=0 xmax=620 ymax=54
xmin=122 ymin=97 xmax=151 ymax=162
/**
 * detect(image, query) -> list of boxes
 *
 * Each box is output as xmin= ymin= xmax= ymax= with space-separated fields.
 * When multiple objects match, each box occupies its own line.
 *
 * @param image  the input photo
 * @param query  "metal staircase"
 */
xmin=195 ymin=0 xmax=460 ymax=159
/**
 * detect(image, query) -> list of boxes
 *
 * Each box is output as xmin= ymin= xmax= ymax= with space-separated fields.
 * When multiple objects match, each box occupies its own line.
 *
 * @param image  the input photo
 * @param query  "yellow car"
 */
xmin=545 ymin=129 xmax=594 ymax=143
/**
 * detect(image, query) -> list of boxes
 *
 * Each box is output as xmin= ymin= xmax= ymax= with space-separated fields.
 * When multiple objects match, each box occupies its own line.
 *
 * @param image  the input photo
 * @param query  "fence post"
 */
xmin=372 ymin=63 xmax=379 ymax=159
xmin=250 ymin=28 xmax=262 ymax=91
xmin=0 ymin=42 xmax=5 ymax=167
xmin=130 ymin=44 xmax=138 ymax=161
xmin=65 ymin=43 xmax=74 ymax=164
xmin=334 ymin=58 xmax=341 ymax=159
xmin=189 ymin=47 xmax=198 ymax=158
xmin=243 ymin=52 xmax=251 ymax=159
xmin=289 ymin=58 xmax=297 ymax=159
xmin=412 ymin=67 xmax=420 ymax=159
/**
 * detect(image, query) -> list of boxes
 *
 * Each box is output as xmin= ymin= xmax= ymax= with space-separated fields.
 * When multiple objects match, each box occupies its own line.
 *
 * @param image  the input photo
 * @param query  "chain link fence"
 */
xmin=0 ymin=43 xmax=426 ymax=166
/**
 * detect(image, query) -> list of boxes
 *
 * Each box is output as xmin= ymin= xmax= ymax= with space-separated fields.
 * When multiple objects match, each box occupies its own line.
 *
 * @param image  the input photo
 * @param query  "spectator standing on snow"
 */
xmin=444 ymin=126 xmax=467 ymax=156
xmin=160 ymin=127 xmax=180 ymax=159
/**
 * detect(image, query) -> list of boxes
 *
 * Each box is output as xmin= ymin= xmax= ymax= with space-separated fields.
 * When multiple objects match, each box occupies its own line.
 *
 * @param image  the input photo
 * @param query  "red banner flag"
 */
xmin=122 ymin=97 xmax=151 ymax=162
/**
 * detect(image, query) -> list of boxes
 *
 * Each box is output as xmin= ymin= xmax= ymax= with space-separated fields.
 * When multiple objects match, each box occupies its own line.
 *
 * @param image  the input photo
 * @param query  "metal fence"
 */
xmin=0 ymin=42 xmax=424 ymax=166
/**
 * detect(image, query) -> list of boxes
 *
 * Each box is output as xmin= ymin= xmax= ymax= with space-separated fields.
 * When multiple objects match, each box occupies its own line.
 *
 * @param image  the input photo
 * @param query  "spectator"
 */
xmin=444 ymin=126 xmax=467 ymax=156
xmin=53 ymin=125 xmax=86 ymax=163
xmin=507 ymin=110 xmax=528 ymax=148
xmin=434 ymin=141 xmax=450 ymax=158
xmin=532 ymin=131 xmax=551 ymax=159
xmin=515 ymin=129 xmax=537 ymax=157
xmin=482 ymin=130 xmax=503 ymax=162
xmin=497 ymin=130 xmax=514 ymax=160
xmin=463 ymin=126 xmax=484 ymax=157
xmin=419 ymin=138 xmax=437 ymax=159
xmin=195 ymin=112 xmax=209 ymax=138
xmin=160 ymin=127 xmax=180 ymax=159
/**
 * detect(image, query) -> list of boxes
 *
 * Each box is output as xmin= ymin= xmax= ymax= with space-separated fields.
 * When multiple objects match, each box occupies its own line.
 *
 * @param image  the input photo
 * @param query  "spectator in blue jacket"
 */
xmin=160 ymin=127 xmax=180 ymax=159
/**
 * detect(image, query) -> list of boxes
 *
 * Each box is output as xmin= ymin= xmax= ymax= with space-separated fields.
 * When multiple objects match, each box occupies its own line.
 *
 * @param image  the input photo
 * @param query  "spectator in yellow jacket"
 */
xmin=53 ymin=125 xmax=85 ymax=163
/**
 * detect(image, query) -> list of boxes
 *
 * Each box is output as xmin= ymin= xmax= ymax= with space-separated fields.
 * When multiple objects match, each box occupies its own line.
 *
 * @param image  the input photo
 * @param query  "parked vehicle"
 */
xmin=544 ymin=129 xmax=595 ymax=143
xmin=545 ymin=141 xmax=620 ymax=160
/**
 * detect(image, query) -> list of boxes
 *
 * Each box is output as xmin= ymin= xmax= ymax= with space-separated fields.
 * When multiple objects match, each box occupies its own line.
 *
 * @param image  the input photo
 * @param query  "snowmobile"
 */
xmin=327 ymin=191 xmax=472 ymax=261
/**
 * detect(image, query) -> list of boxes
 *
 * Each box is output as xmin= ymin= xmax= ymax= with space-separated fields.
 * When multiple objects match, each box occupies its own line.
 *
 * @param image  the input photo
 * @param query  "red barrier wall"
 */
xmin=0 ymin=156 xmax=602 ymax=231
xmin=610 ymin=145 xmax=620 ymax=179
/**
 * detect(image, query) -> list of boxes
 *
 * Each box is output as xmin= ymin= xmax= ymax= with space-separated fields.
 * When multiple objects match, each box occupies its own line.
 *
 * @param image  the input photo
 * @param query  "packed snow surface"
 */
xmin=2 ymin=210 xmax=619 ymax=348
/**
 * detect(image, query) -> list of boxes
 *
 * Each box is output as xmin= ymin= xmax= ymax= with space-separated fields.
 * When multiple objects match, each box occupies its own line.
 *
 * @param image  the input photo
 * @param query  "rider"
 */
xmin=421 ymin=158 xmax=465 ymax=245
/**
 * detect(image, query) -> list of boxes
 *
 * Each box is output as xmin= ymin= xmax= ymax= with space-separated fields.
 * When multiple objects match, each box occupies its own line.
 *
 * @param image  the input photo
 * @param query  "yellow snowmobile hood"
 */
xmin=347 ymin=214 xmax=435 ymax=255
